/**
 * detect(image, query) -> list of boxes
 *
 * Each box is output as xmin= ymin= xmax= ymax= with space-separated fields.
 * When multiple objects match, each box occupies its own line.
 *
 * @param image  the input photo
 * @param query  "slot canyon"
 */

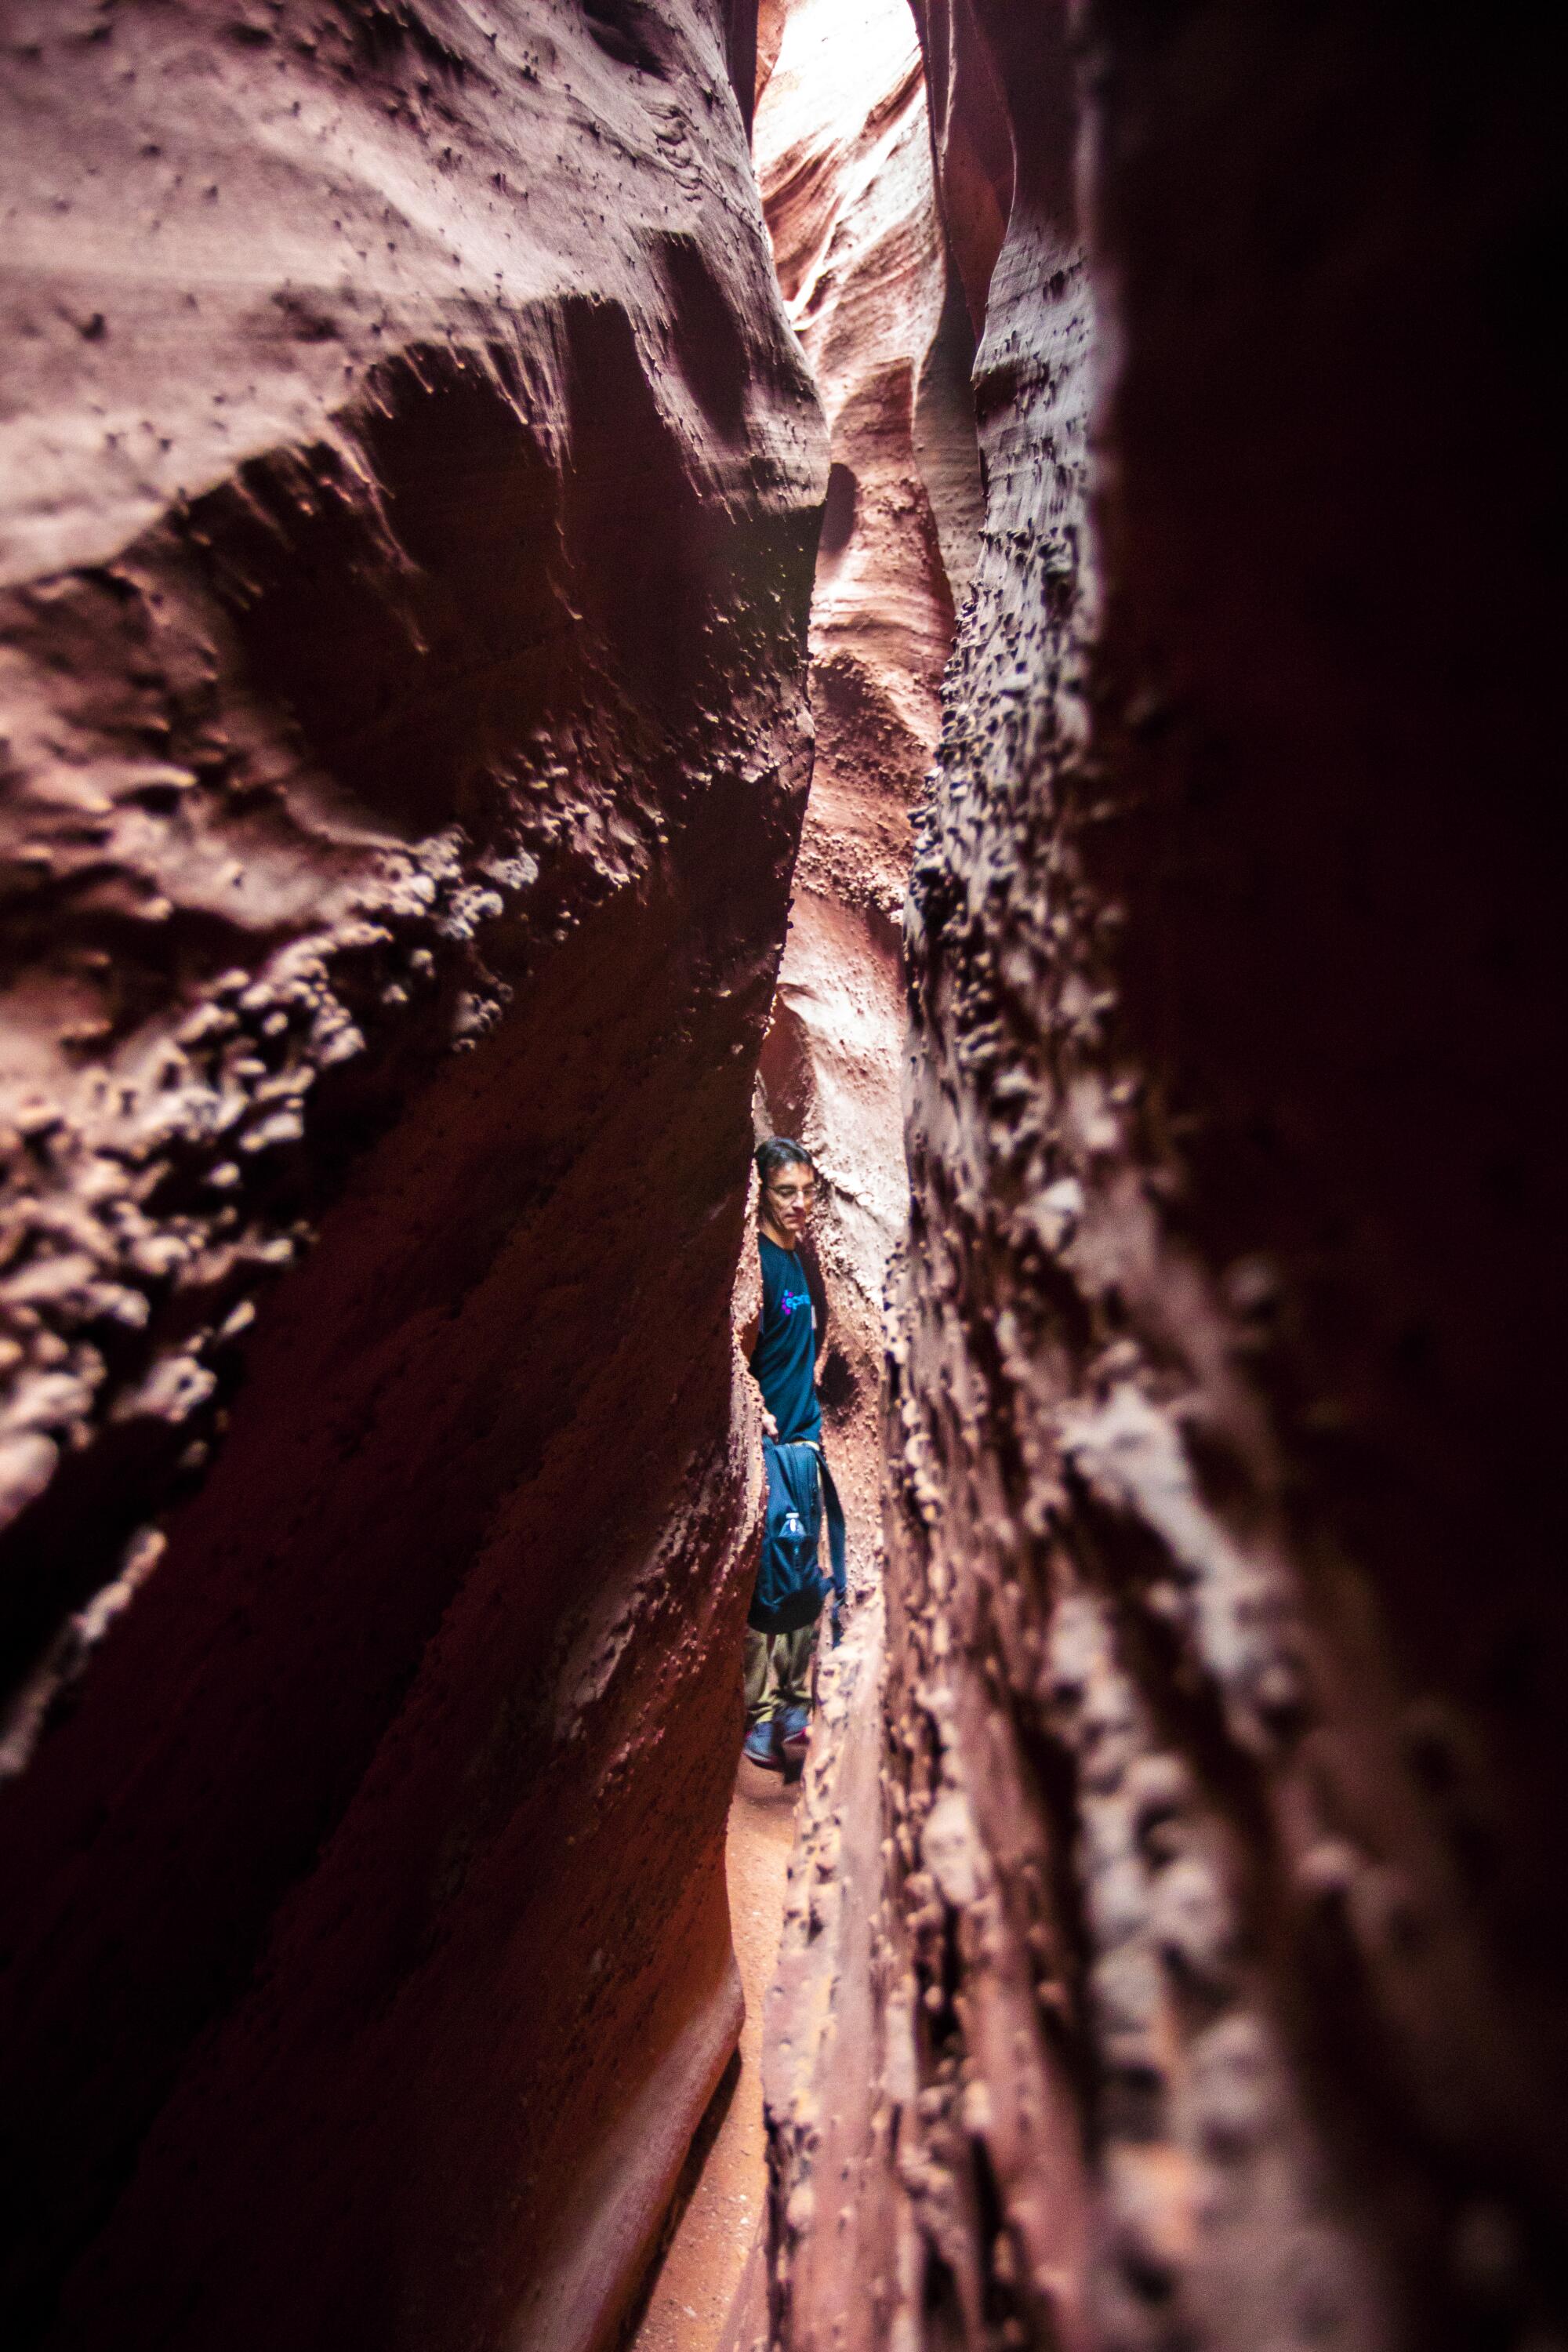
xmin=0 ymin=5 xmax=1560 ymax=2351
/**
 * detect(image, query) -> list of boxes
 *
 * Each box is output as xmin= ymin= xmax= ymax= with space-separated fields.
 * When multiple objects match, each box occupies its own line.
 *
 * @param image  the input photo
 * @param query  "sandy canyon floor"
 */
xmin=630 ymin=1760 xmax=797 ymax=2352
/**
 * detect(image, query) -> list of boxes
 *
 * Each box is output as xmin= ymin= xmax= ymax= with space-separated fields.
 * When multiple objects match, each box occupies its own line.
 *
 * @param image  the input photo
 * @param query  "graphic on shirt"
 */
xmin=755 ymin=1234 xmax=822 ymax=1445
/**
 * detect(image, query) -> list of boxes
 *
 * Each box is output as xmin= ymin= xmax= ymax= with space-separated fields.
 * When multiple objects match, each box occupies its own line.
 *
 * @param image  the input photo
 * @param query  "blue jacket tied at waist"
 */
xmin=750 ymin=1438 xmax=846 ymax=1635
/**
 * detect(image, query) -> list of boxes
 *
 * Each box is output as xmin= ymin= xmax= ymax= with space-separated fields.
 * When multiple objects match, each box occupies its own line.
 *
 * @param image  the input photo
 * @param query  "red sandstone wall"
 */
xmin=767 ymin=5 xmax=1568 ymax=2349
xmin=0 ymin=8 xmax=825 ymax=2347
xmin=752 ymin=0 xmax=973 ymax=1572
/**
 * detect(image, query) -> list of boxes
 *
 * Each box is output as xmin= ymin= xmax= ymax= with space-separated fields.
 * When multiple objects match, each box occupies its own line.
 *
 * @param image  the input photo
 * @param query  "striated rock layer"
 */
xmin=0 ymin=7 xmax=825 ymax=2348
xmin=768 ymin=5 xmax=1567 ymax=2350
xmin=752 ymin=0 xmax=975 ymax=1570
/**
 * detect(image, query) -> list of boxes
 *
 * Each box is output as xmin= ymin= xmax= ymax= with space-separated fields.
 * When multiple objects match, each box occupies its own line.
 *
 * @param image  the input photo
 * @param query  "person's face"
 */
xmin=764 ymin=1165 xmax=816 ymax=1241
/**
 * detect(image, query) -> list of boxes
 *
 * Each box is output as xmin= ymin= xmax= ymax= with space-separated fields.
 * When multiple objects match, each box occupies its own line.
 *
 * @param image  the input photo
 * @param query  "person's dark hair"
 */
xmin=755 ymin=1136 xmax=815 ymax=1190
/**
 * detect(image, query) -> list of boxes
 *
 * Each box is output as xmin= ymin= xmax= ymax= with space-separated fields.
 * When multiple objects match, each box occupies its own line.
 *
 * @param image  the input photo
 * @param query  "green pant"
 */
xmin=744 ymin=1620 xmax=818 ymax=1728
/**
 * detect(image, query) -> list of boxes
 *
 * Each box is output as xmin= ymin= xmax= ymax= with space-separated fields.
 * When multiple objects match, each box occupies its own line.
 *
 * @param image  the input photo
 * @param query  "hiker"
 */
xmin=739 ymin=1137 xmax=845 ymax=1777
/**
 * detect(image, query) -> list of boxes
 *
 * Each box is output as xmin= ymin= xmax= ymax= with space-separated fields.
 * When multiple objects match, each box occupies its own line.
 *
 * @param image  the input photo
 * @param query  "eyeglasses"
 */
xmin=766 ymin=1182 xmax=817 ymax=1203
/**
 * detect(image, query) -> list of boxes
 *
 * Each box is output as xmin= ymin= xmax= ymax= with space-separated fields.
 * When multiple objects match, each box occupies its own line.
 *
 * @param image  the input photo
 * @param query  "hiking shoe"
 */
xmin=779 ymin=1704 xmax=810 ymax=1781
xmin=743 ymin=1721 xmax=783 ymax=1772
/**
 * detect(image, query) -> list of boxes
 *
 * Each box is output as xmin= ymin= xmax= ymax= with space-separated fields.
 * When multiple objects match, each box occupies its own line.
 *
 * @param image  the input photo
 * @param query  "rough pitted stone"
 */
xmin=764 ymin=6 xmax=1567 ymax=2350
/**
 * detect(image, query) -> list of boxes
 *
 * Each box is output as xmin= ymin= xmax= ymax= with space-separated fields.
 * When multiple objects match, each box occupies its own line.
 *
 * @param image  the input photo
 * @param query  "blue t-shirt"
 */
xmin=752 ymin=1235 xmax=821 ymax=1443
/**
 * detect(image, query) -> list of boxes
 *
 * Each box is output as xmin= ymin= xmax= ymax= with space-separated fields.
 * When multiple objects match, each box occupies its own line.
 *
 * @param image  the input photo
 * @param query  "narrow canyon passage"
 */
xmin=630 ymin=1769 xmax=798 ymax=2352
xmin=634 ymin=12 xmax=970 ymax=2335
xmin=1 ymin=8 xmax=1563 ymax=2352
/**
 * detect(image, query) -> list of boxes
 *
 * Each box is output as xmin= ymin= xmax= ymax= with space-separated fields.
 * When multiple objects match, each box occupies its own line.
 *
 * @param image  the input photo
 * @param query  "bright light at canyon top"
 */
xmin=759 ymin=0 xmax=920 ymax=125
xmin=755 ymin=0 xmax=927 ymax=332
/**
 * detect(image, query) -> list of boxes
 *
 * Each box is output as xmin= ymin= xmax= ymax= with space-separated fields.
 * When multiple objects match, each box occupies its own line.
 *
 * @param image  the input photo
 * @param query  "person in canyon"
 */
xmin=739 ymin=1138 xmax=846 ymax=1775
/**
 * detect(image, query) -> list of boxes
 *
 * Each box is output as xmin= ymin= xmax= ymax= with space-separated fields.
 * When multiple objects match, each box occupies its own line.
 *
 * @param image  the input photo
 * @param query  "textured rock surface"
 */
xmin=0 ymin=7 xmax=824 ymax=2347
xmin=752 ymin=0 xmax=972 ymax=1570
xmin=768 ymin=5 xmax=1567 ymax=2350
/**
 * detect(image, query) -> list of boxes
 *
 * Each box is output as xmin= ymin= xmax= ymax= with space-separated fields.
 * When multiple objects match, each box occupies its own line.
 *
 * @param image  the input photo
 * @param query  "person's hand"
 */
xmin=761 ymin=1407 xmax=779 ymax=1439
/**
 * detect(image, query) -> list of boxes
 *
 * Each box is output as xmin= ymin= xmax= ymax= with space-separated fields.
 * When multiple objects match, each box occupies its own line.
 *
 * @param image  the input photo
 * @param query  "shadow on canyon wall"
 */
xmin=0 ymin=7 xmax=822 ymax=2349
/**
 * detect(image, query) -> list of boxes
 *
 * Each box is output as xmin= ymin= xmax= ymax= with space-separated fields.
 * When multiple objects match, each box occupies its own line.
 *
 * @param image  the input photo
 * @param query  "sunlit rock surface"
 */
xmin=765 ymin=5 xmax=1567 ymax=2349
xmin=0 ymin=8 xmax=824 ymax=2348
xmin=752 ymin=0 xmax=973 ymax=1570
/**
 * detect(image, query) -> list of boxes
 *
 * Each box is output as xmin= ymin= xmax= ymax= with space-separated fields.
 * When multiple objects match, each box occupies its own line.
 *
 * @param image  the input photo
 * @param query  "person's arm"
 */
xmin=739 ymin=1310 xmax=779 ymax=1437
xmin=800 ymin=1234 xmax=830 ymax=1381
